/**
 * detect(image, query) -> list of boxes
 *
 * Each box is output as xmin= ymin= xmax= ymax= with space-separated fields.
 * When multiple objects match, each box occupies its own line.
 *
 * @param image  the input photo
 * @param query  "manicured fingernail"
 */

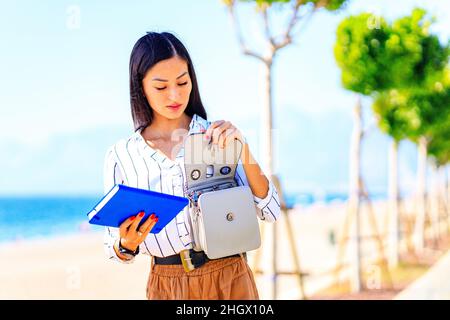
xmin=138 ymin=212 xmax=145 ymax=217
xmin=150 ymin=213 xmax=156 ymax=219
xmin=130 ymin=216 xmax=136 ymax=221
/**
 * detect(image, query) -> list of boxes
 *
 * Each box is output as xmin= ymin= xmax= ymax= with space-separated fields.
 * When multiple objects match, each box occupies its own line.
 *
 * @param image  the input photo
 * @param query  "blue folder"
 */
xmin=87 ymin=184 xmax=189 ymax=234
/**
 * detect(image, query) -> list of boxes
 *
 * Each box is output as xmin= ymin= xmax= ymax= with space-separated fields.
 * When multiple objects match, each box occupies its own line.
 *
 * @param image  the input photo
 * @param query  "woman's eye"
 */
xmin=155 ymin=82 xmax=188 ymax=91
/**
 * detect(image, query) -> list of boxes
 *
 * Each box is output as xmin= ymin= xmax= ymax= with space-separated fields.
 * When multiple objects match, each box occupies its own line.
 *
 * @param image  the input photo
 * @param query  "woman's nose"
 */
xmin=168 ymin=87 xmax=181 ymax=101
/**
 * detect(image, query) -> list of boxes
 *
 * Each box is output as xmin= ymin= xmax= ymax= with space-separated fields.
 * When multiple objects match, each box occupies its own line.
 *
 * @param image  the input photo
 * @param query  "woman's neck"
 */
xmin=144 ymin=113 xmax=191 ymax=141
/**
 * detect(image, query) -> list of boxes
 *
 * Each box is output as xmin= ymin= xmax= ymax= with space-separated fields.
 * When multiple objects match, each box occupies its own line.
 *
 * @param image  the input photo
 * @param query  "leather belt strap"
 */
xmin=154 ymin=249 xmax=245 ymax=272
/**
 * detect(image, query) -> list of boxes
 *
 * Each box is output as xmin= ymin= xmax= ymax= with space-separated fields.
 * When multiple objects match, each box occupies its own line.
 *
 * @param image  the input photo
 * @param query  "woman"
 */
xmin=103 ymin=32 xmax=281 ymax=300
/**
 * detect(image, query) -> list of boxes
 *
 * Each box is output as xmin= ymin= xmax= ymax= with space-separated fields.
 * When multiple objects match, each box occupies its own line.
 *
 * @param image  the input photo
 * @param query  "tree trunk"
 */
xmin=261 ymin=61 xmax=274 ymax=178
xmin=413 ymin=136 xmax=428 ymax=253
xmin=446 ymin=166 xmax=450 ymax=232
xmin=388 ymin=139 xmax=400 ymax=268
xmin=430 ymin=164 xmax=441 ymax=243
xmin=260 ymin=60 xmax=277 ymax=299
xmin=349 ymin=96 xmax=363 ymax=293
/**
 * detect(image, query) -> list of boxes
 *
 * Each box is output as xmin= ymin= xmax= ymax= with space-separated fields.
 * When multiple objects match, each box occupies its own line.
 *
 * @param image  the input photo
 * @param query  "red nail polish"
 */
xmin=150 ymin=213 xmax=156 ymax=219
xmin=130 ymin=216 xmax=136 ymax=221
xmin=138 ymin=212 xmax=145 ymax=217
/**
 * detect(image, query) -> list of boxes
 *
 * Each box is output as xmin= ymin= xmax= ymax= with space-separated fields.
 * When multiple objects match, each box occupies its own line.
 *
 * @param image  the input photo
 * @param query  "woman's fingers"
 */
xmin=119 ymin=215 xmax=137 ymax=235
xmin=205 ymin=120 xmax=225 ymax=139
xmin=117 ymin=211 xmax=152 ymax=251
xmin=218 ymin=128 xmax=237 ymax=149
xmin=130 ymin=211 xmax=146 ymax=232
xmin=133 ymin=214 xmax=158 ymax=243
xmin=142 ymin=216 xmax=158 ymax=237
xmin=210 ymin=121 xmax=232 ymax=145
xmin=139 ymin=213 xmax=158 ymax=233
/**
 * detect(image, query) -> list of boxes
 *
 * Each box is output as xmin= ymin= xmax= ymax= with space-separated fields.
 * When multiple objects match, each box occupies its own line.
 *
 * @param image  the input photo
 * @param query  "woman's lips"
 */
xmin=167 ymin=104 xmax=182 ymax=110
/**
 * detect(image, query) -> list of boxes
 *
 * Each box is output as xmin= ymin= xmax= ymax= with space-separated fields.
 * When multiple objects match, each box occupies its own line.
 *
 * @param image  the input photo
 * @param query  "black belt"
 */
xmin=154 ymin=250 xmax=244 ymax=269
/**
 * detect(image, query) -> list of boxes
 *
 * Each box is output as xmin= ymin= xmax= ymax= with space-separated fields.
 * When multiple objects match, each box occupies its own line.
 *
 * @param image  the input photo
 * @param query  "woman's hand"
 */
xmin=118 ymin=211 xmax=158 ymax=252
xmin=204 ymin=120 xmax=246 ymax=149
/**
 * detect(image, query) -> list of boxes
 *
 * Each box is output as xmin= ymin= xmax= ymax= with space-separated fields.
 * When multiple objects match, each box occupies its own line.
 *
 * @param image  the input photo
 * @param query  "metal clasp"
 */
xmin=180 ymin=249 xmax=195 ymax=273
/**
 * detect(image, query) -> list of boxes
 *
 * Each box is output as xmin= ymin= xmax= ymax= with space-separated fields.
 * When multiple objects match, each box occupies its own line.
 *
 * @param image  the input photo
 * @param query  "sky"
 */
xmin=0 ymin=0 xmax=449 ymax=197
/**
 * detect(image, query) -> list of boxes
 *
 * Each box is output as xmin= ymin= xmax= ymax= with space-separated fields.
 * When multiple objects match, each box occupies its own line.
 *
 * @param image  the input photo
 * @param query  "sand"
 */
xmin=0 ymin=200 xmax=397 ymax=299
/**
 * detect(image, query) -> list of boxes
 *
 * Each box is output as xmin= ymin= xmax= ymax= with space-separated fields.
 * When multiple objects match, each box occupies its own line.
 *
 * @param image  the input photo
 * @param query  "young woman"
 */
xmin=103 ymin=32 xmax=281 ymax=300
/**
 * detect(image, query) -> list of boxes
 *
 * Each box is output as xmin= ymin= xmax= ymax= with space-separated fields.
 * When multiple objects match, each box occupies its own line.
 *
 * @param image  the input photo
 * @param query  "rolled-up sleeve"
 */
xmin=234 ymin=160 xmax=281 ymax=222
xmin=102 ymin=146 xmax=136 ymax=264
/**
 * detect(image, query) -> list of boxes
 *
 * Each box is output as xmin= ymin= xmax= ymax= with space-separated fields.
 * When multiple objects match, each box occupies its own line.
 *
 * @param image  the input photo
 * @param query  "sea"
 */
xmin=0 ymin=192 xmax=387 ymax=244
xmin=0 ymin=196 xmax=104 ymax=244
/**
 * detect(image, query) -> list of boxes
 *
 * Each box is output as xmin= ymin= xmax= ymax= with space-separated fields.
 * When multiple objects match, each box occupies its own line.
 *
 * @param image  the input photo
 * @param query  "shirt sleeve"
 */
xmin=102 ymin=146 xmax=138 ymax=264
xmin=234 ymin=159 xmax=281 ymax=222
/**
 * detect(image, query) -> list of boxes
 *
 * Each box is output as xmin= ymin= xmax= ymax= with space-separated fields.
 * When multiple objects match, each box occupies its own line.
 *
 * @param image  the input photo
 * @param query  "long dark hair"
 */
xmin=129 ymin=32 xmax=207 ymax=131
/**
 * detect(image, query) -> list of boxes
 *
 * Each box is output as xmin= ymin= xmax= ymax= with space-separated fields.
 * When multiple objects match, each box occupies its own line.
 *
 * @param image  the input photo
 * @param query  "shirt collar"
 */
xmin=133 ymin=113 xmax=210 ymax=167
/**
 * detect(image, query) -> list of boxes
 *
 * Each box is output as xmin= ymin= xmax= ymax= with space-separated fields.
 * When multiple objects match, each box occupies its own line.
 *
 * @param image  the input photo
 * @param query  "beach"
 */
xmin=0 ymin=232 xmax=151 ymax=299
xmin=0 ymin=200 xmax=409 ymax=299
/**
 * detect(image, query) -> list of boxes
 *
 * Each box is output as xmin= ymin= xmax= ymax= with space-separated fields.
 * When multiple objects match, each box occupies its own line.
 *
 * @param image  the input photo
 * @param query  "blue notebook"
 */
xmin=87 ymin=184 xmax=189 ymax=234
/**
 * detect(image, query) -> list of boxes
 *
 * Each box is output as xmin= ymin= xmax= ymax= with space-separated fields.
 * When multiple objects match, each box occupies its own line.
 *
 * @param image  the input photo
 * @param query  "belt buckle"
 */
xmin=180 ymin=249 xmax=195 ymax=273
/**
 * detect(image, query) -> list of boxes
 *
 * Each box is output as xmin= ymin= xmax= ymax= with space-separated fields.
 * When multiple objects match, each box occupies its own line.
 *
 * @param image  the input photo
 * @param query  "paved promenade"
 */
xmin=395 ymin=250 xmax=450 ymax=300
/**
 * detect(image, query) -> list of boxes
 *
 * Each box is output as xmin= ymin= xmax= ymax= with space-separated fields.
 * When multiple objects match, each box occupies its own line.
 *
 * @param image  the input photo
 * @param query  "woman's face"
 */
xmin=142 ymin=56 xmax=193 ymax=120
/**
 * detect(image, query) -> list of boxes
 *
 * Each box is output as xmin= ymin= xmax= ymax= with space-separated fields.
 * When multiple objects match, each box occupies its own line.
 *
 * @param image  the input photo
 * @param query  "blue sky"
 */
xmin=0 ymin=0 xmax=448 ymax=197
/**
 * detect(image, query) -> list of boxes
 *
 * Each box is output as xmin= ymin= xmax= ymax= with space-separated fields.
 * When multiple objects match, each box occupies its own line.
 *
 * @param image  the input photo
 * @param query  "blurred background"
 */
xmin=0 ymin=0 xmax=449 ymax=300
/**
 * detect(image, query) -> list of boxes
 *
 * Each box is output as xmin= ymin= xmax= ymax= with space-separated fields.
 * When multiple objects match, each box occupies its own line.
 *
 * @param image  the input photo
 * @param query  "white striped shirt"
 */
xmin=103 ymin=114 xmax=281 ymax=263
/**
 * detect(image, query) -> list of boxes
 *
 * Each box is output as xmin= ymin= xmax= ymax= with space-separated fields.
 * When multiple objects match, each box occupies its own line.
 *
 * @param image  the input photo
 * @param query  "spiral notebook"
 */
xmin=87 ymin=184 xmax=189 ymax=234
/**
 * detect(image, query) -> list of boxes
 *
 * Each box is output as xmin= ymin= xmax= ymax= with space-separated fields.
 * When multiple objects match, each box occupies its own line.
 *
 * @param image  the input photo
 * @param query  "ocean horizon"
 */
xmin=0 ymin=191 xmax=388 ymax=244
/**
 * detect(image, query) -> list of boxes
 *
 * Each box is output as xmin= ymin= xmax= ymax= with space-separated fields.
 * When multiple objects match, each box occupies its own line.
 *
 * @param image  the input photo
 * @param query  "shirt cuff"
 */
xmin=104 ymin=230 xmax=136 ymax=264
xmin=253 ymin=179 xmax=275 ymax=210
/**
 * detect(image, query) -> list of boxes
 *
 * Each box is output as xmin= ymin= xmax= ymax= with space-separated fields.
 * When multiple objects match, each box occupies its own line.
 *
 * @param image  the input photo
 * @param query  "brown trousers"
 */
xmin=146 ymin=256 xmax=259 ymax=300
